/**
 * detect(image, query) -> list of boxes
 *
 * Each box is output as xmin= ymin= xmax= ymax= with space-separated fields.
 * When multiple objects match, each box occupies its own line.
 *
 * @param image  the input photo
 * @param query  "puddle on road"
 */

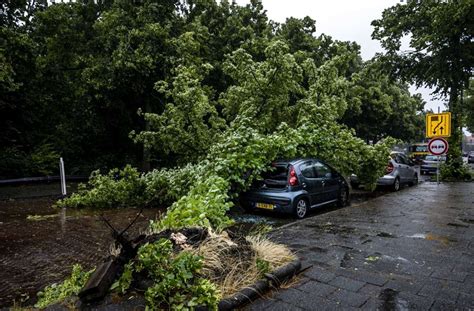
xmin=304 ymin=222 xmax=357 ymax=235
xmin=378 ymin=288 xmax=409 ymax=311
xmin=229 ymin=213 xmax=293 ymax=235
xmin=381 ymin=255 xmax=410 ymax=263
xmin=408 ymin=233 xmax=427 ymax=239
xmin=406 ymin=233 xmax=455 ymax=245
xmin=377 ymin=231 xmax=396 ymax=238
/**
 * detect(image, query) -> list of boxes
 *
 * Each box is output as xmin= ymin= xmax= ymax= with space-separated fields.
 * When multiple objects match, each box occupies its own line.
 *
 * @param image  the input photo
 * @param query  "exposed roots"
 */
xmin=191 ymin=231 xmax=295 ymax=298
xmin=109 ymin=243 xmax=122 ymax=257
xmin=246 ymin=235 xmax=296 ymax=270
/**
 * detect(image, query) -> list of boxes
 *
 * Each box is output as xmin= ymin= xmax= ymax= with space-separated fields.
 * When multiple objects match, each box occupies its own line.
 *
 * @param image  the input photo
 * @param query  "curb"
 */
xmin=0 ymin=175 xmax=88 ymax=186
xmin=215 ymin=259 xmax=302 ymax=311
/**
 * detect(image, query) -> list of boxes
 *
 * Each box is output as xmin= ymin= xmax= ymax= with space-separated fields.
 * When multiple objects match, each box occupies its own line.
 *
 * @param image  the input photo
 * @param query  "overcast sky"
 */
xmin=234 ymin=0 xmax=447 ymax=113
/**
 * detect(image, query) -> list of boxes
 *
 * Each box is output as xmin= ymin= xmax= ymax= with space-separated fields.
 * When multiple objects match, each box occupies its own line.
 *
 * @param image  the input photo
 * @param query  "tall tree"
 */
xmin=342 ymin=61 xmax=425 ymax=143
xmin=463 ymin=80 xmax=474 ymax=133
xmin=372 ymin=0 xmax=473 ymax=173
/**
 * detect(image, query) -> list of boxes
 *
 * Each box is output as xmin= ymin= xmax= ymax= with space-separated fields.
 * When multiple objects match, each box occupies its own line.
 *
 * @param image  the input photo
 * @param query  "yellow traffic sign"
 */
xmin=426 ymin=112 xmax=451 ymax=138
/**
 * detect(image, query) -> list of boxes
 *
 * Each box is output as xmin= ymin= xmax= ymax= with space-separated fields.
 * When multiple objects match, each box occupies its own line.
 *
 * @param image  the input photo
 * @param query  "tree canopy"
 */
xmin=1 ymin=0 xmax=424 ymax=179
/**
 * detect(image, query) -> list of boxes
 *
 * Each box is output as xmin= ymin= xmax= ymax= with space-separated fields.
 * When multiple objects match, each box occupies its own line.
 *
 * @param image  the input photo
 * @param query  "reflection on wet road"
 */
xmin=249 ymin=182 xmax=474 ymax=310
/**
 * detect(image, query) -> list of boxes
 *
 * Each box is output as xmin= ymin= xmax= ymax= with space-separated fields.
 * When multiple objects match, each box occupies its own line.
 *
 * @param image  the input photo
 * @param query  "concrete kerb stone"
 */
xmin=217 ymin=259 xmax=302 ymax=310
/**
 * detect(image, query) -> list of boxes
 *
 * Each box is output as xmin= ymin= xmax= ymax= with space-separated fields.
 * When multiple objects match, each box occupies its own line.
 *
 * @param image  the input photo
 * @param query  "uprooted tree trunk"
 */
xmin=78 ymin=211 xmax=209 ymax=305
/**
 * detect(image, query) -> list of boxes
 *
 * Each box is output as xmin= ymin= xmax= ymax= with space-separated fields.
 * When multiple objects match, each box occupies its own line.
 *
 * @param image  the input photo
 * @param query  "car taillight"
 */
xmin=288 ymin=165 xmax=299 ymax=186
xmin=386 ymin=162 xmax=394 ymax=174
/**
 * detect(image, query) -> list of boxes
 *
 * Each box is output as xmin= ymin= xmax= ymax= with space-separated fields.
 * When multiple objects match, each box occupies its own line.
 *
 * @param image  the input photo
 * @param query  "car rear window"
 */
xmin=261 ymin=165 xmax=288 ymax=188
xmin=425 ymin=155 xmax=446 ymax=161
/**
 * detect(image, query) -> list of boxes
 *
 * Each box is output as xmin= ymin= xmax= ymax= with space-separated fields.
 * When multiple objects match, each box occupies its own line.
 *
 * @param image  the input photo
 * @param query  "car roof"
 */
xmin=273 ymin=158 xmax=320 ymax=166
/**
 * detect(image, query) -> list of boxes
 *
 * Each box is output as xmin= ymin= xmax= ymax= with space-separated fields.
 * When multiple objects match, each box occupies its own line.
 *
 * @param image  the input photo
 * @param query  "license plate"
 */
xmin=256 ymin=203 xmax=274 ymax=210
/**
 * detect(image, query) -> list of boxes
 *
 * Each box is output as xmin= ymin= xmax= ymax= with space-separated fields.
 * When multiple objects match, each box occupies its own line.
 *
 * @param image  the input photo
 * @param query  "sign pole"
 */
xmin=59 ymin=157 xmax=67 ymax=197
xmin=437 ymin=156 xmax=440 ymax=185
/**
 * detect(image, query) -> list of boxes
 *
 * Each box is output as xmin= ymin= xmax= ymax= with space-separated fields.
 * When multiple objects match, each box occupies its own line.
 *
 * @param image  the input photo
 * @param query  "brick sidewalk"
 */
xmin=248 ymin=182 xmax=474 ymax=310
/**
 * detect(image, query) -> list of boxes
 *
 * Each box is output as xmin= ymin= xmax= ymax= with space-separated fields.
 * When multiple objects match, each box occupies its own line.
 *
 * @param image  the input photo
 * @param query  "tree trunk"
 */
xmin=447 ymin=86 xmax=462 ymax=168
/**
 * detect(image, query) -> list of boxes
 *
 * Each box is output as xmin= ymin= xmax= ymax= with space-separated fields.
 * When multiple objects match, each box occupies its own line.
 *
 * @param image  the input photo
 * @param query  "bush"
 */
xmin=28 ymin=143 xmax=60 ymax=176
xmin=56 ymin=165 xmax=148 ymax=208
xmin=0 ymin=143 xmax=59 ymax=178
xmin=136 ymin=239 xmax=220 ymax=310
xmin=35 ymin=264 xmax=94 ymax=309
xmin=440 ymin=160 xmax=472 ymax=181
xmin=0 ymin=147 xmax=29 ymax=178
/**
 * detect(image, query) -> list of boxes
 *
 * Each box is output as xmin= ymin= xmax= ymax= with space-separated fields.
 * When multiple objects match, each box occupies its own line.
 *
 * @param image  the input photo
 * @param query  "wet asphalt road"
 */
xmin=248 ymin=182 xmax=474 ymax=310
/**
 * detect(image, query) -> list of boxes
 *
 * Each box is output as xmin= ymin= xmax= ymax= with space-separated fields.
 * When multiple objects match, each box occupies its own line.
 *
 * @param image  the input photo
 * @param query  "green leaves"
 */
xmin=137 ymin=239 xmax=220 ymax=310
xmin=35 ymin=264 xmax=94 ymax=309
xmin=342 ymin=61 xmax=425 ymax=143
xmin=372 ymin=0 xmax=472 ymax=173
xmin=57 ymin=165 xmax=148 ymax=209
xmin=111 ymin=263 xmax=134 ymax=294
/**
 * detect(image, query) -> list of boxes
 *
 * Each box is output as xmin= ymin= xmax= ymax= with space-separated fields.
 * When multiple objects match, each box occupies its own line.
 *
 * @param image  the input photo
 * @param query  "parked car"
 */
xmin=239 ymin=158 xmax=349 ymax=219
xmin=408 ymin=143 xmax=429 ymax=165
xmin=350 ymin=152 xmax=418 ymax=191
xmin=421 ymin=155 xmax=446 ymax=175
xmin=468 ymin=152 xmax=474 ymax=164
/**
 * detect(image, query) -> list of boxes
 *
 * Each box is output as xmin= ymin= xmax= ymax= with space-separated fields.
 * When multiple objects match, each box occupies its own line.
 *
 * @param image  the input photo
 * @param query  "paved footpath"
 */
xmin=248 ymin=182 xmax=474 ymax=310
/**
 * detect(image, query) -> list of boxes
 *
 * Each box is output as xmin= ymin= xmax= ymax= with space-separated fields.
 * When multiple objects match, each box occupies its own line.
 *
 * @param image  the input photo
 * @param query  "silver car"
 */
xmin=421 ymin=155 xmax=446 ymax=175
xmin=351 ymin=152 xmax=418 ymax=191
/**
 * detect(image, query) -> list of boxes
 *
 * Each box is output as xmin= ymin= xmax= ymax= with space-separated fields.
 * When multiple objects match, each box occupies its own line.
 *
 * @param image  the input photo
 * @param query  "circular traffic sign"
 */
xmin=428 ymin=137 xmax=449 ymax=155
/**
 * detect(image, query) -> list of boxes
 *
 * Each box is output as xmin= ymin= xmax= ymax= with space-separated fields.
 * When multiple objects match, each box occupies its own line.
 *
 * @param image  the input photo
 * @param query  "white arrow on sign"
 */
xmin=428 ymin=138 xmax=449 ymax=156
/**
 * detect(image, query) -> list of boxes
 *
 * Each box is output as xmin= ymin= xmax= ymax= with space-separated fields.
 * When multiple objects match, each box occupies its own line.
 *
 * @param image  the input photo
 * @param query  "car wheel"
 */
xmin=392 ymin=177 xmax=401 ymax=191
xmin=350 ymin=182 xmax=359 ymax=190
xmin=337 ymin=186 xmax=349 ymax=207
xmin=294 ymin=198 xmax=308 ymax=219
xmin=410 ymin=174 xmax=418 ymax=186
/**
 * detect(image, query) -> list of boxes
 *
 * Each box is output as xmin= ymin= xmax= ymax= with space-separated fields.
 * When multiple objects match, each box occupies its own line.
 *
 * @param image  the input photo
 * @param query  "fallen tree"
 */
xmin=49 ymin=41 xmax=396 ymax=309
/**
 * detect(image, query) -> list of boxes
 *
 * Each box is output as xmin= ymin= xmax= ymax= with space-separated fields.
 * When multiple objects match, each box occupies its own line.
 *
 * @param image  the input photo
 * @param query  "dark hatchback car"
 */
xmin=240 ymin=158 xmax=350 ymax=219
xmin=469 ymin=152 xmax=474 ymax=164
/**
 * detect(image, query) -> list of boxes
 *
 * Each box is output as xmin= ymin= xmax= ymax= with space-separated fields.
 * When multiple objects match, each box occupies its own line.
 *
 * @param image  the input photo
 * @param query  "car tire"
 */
xmin=337 ymin=185 xmax=349 ymax=207
xmin=350 ymin=182 xmax=360 ymax=190
xmin=409 ymin=174 xmax=418 ymax=186
xmin=392 ymin=177 xmax=401 ymax=192
xmin=294 ymin=198 xmax=308 ymax=219
xmin=239 ymin=200 xmax=253 ymax=212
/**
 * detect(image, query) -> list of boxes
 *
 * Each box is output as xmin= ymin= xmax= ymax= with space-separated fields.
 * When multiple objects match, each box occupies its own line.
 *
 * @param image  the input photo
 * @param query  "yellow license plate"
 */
xmin=256 ymin=203 xmax=274 ymax=210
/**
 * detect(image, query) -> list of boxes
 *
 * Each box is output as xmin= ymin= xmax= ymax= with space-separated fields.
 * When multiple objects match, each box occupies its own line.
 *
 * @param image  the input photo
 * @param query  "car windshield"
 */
xmin=425 ymin=155 xmax=446 ymax=161
xmin=410 ymin=145 xmax=428 ymax=152
xmin=261 ymin=164 xmax=288 ymax=188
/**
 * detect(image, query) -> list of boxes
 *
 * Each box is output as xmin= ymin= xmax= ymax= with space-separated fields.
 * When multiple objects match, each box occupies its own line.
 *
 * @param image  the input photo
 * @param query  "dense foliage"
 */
xmin=58 ymin=39 xmax=397 ymax=230
xmin=35 ymin=264 xmax=94 ymax=309
xmin=464 ymin=80 xmax=474 ymax=134
xmin=2 ymin=0 xmax=424 ymax=179
xmin=136 ymin=239 xmax=219 ymax=310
